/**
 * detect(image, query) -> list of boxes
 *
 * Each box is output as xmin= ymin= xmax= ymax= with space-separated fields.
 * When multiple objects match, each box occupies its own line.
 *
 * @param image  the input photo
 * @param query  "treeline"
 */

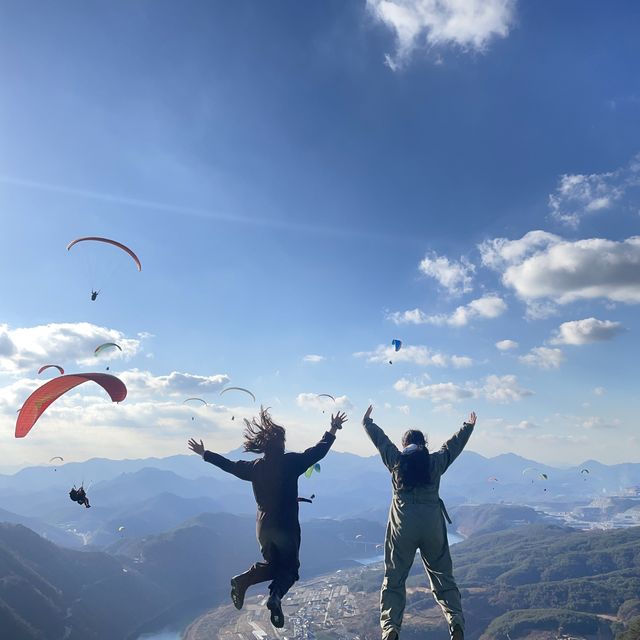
xmin=399 ymin=524 xmax=640 ymax=639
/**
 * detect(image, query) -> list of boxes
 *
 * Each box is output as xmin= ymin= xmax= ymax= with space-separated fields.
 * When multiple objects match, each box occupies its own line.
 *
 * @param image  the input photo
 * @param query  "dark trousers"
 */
xmin=237 ymin=517 xmax=301 ymax=598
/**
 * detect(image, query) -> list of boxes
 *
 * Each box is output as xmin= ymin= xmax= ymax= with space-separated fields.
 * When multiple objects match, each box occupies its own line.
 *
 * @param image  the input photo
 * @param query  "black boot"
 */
xmin=230 ymin=575 xmax=249 ymax=610
xmin=267 ymin=591 xmax=284 ymax=628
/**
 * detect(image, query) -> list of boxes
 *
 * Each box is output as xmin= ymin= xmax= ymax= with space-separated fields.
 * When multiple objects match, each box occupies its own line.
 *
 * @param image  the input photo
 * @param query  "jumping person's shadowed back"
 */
xmin=188 ymin=406 xmax=347 ymax=629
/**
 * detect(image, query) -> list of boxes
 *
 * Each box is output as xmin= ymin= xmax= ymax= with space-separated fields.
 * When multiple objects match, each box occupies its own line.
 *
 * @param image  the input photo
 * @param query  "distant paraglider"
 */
xmin=69 ymin=485 xmax=91 ymax=508
xmin=94 ymin=343 xmax=122 ymax=357
xmin=317 ymin=394 xmax=336 ymax=402
xmin=15 ymin=373 xmax=127 ymax=438
xmin=38 ymin=365 xmax=65 ymax=376
xmin=220 ymin=387 xmax=256 ymax=403
xmin=67 ymin=237 xmax=142 ymax=271
xmin=49 ymin=456 xmax=64 ymax=464
xmin=390 ymin=338 xmax=402 ymax=364
xmin=183 ymin=398 xmax=207 ymax=406
xmin=305 ymin=463 xmax=321 ymax=478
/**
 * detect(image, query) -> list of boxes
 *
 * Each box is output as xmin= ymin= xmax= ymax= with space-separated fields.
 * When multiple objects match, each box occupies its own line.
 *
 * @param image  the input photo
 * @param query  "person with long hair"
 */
xmin=361 ymin=405 xmax=476 ymax=640
xmin=188 ymin=406 xmax=347 ymax=628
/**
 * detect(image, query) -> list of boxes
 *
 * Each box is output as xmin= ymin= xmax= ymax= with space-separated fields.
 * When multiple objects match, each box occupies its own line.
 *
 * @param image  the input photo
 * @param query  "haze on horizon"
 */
xmin=1 ymin=0 xmax=640 ymax=471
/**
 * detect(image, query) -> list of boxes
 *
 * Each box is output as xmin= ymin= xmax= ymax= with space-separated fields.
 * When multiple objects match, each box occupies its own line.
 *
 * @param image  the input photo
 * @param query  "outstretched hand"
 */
xmin=330 ymin=411 xmax=348 ymax=433
xmin=465 ymin=411 xmax=477 ymax=427
xmin=188 ymin=438 xmax=205 ymax=456
xmin=362 ymin=404 xmax=373 ymax=425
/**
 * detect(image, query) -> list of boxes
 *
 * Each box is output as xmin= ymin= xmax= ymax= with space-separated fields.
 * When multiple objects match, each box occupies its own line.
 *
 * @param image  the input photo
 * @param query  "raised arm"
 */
xmin=361 ymin=405 xmax=400 ymax=472
xmin=188 ymin=438 xmax=254 ymax=482
xmin=431 ymin=411 xmax=476 ymax=477
xmin=294 ymin=412 xmax=347 ymax=474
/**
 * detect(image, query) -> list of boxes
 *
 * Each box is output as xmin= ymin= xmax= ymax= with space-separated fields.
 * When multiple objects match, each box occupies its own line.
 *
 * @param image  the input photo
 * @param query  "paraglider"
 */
xmin=390 ymin=338 xmax=402 ymax=364
xmin=355 ymin=534 xmax=364 ymax=540
xmin=183 ymin=398 xmax=207 ymax=406
xmin=297 ymin=494 xmax=315 ymax=504
xmin=15 ymin=373 xmax=127 ymax=438
xmin=487 ymin=475 xmax=498 ymax=490
xmin=91 ymin=289 xmax=100 ymax=301
xmin=49 ymin=456 xmax=64 ymax=463
xmin=69 ymin=485 xmax=91 ymax=508
xmin=317 ymin=394 xmax=335 ymax=402
xmin=67 ymin=236 xmax=142 ymax=271
xmin=581 ymin=468 xmax=590 ymax=474
xmin=219 ymin=386 xmax=256 ymax=402
xmin=304 ymin=462 xmax=321 ymax=478
xmin=94 ymin=343 xmax=122 ymax=356
xmin=38 ymin=365 xmax=65 ymax=376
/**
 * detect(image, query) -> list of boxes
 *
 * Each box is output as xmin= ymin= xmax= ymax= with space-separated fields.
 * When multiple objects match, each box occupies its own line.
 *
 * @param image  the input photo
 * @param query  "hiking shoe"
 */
xmin=267 ymin=592 xmax=284 ymax=628
xmin=450 ymin=625 xmax=464 ymax=640
xmin=230 ymin=576 xmax=248 ymax=610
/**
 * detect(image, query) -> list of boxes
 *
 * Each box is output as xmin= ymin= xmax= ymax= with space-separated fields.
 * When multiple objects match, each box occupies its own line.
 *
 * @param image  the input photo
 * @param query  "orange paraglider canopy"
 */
xmin=66 ymin=236 xmax=142 ymax=271
xmin=15 ymin=373 xmax=127 ymax=438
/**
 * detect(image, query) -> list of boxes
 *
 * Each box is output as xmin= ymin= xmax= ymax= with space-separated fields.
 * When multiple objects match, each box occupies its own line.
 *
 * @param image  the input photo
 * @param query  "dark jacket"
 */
xmin=203 ymin=431 xmax=336 ymax=523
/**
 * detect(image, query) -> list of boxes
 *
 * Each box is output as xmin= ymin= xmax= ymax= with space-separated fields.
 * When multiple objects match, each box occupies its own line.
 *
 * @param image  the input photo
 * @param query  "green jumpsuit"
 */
xmin=363 ymin=418 xmax=474 ymax=639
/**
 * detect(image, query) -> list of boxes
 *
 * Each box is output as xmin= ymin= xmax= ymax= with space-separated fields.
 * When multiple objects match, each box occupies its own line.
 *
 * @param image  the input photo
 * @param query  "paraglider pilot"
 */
xmin=69 ymin=485 xmax=91 ymax=508
xmin=361 ymin=405 xmax=476 ymax=640
xmin=90 ymin=290 xmax=100 ymax=301
xmin=188 ymin=407 xmax=347 ymax=629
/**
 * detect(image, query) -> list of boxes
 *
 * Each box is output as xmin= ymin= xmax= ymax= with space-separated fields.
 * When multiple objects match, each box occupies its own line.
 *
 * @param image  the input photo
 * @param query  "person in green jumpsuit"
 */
xmin=361 ymin=405 xmax=476 ymax=640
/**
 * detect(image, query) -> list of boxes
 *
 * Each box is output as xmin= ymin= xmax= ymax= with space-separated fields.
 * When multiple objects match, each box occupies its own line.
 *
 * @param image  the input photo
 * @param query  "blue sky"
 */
xmin=1 ymin=0 xmax=640 ymax=469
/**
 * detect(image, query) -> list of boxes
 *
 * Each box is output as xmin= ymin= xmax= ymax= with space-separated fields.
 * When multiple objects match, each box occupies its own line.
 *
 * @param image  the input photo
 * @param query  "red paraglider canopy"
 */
xmin=66 ymin=236 xmax=142 ymax=271
xmin=15 ymin=373 xmax=127 ymax=438
xmin=38 ymin=364 xmax=65 ymax=376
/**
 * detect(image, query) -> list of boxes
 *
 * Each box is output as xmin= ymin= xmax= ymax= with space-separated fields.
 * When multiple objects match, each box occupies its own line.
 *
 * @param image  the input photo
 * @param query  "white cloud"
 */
xmin=485 ymin=234 xmax=640 ymax=305
xmin=450 ymin=355 xmax=473 ymax=368
xmin=548 ymin=155 xmax=640 ymax=227
xmin=505 ymin=420 xmax=539 ymax=431
xmin=593 ymin=386 xmax=606 ymax=396
xmin=0 ymin=322 xmax=144 ymax=374
xmin=394 ymin=373 xmax=532 ymax=406
xmin=394 ymin=378 xmax=473 ymax=403
xmin=481 ymin=374 xmax=533 ymax=403
xmin=496 ymin=339 xmax=518 ymax=351
xmin=387 ymin=308 xmax=430 ymax=325
xmin=389 ymin=295 xmax=506 ymax=327
xmin=550 ymin=318 xmax=625 ymax=345
xmin=354 ymin=344 xmax=473 ymax=367
xmin=519 ymin=347 xmax=565 ymax=370
xmin=119 ymin=369 xmax=230 ymax=399
xmin=296 ymin=393 xmax=353 ymax=411
xmin=580 ymin=416 xmax=621 ymax=430
xmin=418 ymin=252 xmax=475 ymax=295
xmin=479 ymin=230 xmax=561 ymax=271
xmin=303 ymin=354 xmax=325 ymax=363
xmin=367 ymin=0 xmax=516 ymax=70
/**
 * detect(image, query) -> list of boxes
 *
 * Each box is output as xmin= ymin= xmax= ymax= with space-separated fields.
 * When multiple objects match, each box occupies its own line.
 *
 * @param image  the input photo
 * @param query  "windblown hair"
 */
xmin=402 ymin=429 xmax=427 ymax=449
xmin=243 ymin=406 xmax=286 ymax=455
